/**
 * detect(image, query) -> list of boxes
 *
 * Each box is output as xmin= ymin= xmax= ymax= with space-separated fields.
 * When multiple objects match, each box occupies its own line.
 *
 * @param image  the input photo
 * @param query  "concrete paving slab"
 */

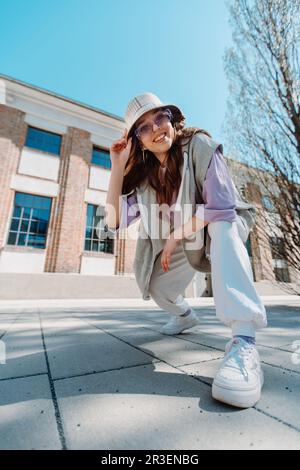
xmin=54 ymin=361 xmax=300 ymax=450
xmin=0 ymin=375 xmax=61 ymax=450
xmin=40 ymin=315 xmax=158 ymax=380
xmin=180 ymin=359 xmax=300 ymax=434
xmin=74 ymin=313 xmax=224 ymax=367
xmin=0 ymin=314 xmax=47 ymax=380
xmin=0 ymin=314 xmax=20 ymax=338
xmin=1 ymin=300 xmax=300 ymax=450
xmin=259 ymin=345 xmax=300 ymax=373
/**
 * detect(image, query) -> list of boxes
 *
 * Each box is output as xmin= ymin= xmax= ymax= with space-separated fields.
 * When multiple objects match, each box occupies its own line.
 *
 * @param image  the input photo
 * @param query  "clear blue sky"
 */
xmin=0 ymin=0 xmax=233 ymax=145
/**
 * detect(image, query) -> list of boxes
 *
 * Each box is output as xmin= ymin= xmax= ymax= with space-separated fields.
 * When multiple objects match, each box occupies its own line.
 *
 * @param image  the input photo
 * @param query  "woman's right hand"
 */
xmin=110 ymin=128 xmax=132 ymax=168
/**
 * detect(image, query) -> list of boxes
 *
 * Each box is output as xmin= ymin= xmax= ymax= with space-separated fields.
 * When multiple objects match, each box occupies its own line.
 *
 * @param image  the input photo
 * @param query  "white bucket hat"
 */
xmin=124 ymin=92 xmax=184 ymax=138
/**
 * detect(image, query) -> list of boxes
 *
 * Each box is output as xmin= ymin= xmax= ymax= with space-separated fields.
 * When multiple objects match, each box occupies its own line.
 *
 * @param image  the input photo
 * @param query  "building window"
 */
xmin=269 ymin=236 xmax=290 ymax=282
xmin=262 ymin=195 xmax=276 ymax=212
xmin=84 ymin=204 xmax=114 ymax=254
xmin=91 ymin=147 xmax=111 ymax=168
xmin=25 ymin=126 xmax=62 ymax=156
xmin=269 ymin=236 xmax=285 ymax=259
xmin=7 ymin=192 xmax=52 ymax=249
xmin=273 ymin=260 xmax=290 ymax=282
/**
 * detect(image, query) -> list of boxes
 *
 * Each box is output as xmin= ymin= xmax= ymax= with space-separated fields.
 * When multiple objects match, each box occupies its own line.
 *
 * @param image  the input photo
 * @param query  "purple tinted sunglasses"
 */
xmin=134 ymin=108 xmax=173 ymax=140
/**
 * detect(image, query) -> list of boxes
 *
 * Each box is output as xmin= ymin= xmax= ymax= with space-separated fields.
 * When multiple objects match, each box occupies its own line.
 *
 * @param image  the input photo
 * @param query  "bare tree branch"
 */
xmin=223 ymin=0 xmax=300 ymax=291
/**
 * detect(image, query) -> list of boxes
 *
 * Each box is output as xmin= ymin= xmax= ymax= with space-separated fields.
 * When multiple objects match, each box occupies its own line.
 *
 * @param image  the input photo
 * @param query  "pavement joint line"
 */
xmin=128 ymin=318 xmax=300 ymax=353
xmin=38 ymin=311 xmax=67 ymax=451
xmin=72 ymin=313 xmax=181 ymax=368
xmin=80 ymin=311 xmax=219 ymax=394
xmin=178 ymin=357 xmax=223 ymax=368
xmin=136 ymin=324 xmax=227 ymax=352
xmin=3 ymin=319 xmax=296 ymax=380
xmin=253 ymin=406 xmax=300 ymax=434
xmin=52 ymin=360 xmax=161 ymax=382
xmin=70 ymin=314 xmax=242 ymax=384
xmin=74 ymin=315 xmax=300 ymax=373
xmin=0 ymin=346 xmax=224 ymax=384
xmin=53 ymin=357 xmax=226 ymax=383
xmin=2 ymin=310 xmax=299 ymax=437
xmin=0 ymin=313 xmax=26 ymax=341
xmin=156 ymin=360 xmax=298 ymax=431
xmin=83 ymin=317 xmax=300 ymax=355
xmin=72 ymin=314 xmax=224 ymax=384
xmin=139 ymin=321 xmax=299 ymax=352
xmin=72 ymin=314 xmax=228 ymax=351
xmin=260 ymin=360 xmax=300 ymax=375
xmin=75 ymin=313 xmax=300 ymax=382
xmin=176 ymin=370 xmax=214 ymax=389
xmin=74 ymin=313 xmax=225 ymax=355
xmin=136 ymin=324 xmax=300 ymax=374
xmin=174 ymin=363 xmax=300 ymax=434
xmin=148 ymin=329 xmax=300 ymax=376
xmin=255 ymin=343 xmax=296 ymax=354
xmin=279 ymin=342 xmax=300 ymax=348
xmin=13 ymin=313 xmax=299 ymax=431
xmin=0 ymin=372 xmax=47 ymax=383
xmin=4 ymin=312 xmax=298 ymax=386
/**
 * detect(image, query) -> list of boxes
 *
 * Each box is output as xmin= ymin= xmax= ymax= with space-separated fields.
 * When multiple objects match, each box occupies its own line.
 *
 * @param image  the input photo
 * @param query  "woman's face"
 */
xmin=134 ymin=108 xmax=175 ymax=159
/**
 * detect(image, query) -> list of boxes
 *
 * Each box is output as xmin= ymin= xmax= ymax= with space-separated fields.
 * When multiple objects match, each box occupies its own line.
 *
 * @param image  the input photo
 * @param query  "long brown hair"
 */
xmin=122 ymin=107 xmax=212 ymax=206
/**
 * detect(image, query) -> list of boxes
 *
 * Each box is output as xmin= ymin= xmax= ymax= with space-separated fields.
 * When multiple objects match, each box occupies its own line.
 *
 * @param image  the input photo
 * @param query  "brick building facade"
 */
xmin=0 ymin=74 xmax=298 ymax=296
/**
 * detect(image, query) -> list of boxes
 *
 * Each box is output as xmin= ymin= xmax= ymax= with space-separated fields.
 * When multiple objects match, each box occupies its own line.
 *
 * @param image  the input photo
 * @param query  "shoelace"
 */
xmin=223 ymin=341 xmax=255 ymax=380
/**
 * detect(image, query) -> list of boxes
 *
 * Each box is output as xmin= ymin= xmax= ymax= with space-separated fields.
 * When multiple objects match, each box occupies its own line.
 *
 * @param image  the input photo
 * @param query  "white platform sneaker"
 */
xmin=161 ymin=310 xmax=200 ymax=335
xmin=212 ymin=337 xmax=264 ymax=408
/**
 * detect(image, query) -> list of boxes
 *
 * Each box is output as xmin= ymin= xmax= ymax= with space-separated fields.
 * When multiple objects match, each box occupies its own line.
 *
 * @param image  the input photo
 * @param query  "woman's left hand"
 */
xmin=161 ymin=233 xmax=181 ymax=272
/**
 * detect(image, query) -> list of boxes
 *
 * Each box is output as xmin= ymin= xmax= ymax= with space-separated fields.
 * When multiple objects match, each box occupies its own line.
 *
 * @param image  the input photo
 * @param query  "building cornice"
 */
xmin=0 ymin=73 xmax=125 ymax=143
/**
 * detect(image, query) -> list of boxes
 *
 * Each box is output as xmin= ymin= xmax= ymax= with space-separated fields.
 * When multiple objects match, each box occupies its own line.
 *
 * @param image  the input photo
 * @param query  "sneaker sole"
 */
xmin=161 ymin=317 xmax=200 ymax=335
xmin=212 ymin=371 xmax=264 ymax=409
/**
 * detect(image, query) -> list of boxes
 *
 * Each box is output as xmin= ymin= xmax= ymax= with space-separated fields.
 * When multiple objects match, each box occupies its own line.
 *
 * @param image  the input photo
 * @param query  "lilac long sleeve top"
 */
xmin=115 ymin=145 xmax=236 ymax=232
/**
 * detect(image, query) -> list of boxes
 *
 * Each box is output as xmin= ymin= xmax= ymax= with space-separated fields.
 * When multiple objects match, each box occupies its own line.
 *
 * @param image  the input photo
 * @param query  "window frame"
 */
xmin=24 ymin=125 xmax=62 ymax=157
xmin=84 ymin=203 xmax=114 ymax=254
xmin=7 ymin=192 xmax=52 ymax=250
xmin=91 ymin=146 xmax=111 ymax=169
